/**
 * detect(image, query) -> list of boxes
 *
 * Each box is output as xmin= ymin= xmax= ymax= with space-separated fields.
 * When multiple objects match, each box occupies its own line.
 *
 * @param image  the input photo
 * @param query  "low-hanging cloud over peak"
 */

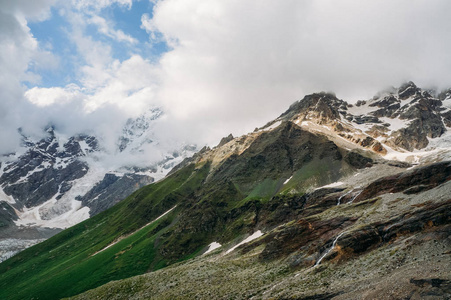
xmin=1 ymin=0 xmax=450 ymax=156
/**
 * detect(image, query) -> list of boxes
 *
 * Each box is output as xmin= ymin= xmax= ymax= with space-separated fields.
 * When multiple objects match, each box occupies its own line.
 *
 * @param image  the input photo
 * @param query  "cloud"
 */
xmin=25 ymin=84 xmax=82 ymax=107
xmin=146 ymin=0 xmax=451 ymax=145
xmin=1 ymin=0 xmax=451 ymax=160
xmin=0 ymin=0 xmax=161 ymax=158
xmin=83 ymin=55 xmax=159 ymax=114
xmin=0 ymin=0 xmax=56 ymax=21
xmin=71 ymin=0 xmax=132 ymax=11
xmin=141 ymin=13 xmax=166 ymax=45
xmin=0 ymin=0 xmax=59 ymax=153
xmin=88 ymin=14 xmax=138 ymax=44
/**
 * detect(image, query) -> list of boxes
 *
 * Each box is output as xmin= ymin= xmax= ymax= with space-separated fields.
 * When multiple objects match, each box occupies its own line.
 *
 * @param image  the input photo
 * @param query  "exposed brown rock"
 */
xmin=354 ymin=161 xmax=451 ymax=202
xmin=259 ymin=216 xmax=357 ymax=262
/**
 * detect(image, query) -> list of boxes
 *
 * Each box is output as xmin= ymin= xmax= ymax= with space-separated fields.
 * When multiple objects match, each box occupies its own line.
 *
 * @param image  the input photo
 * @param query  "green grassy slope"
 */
xmin=0 ymin=122 xmax=363 ymax=300
xmin=0 ymin=163 xmax=209 ymax=300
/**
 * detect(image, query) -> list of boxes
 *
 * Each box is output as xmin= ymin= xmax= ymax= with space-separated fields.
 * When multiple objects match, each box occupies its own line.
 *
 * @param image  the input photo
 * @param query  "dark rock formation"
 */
xmin=217 ymin=134 xmax=234 ymax=147
xmin=259 ymin=216 xmax=357 ymax=262
xmin=398 ymin=81 xmax=422 ymax=100
xmin=355 ymin=161 xmax=451 ymax=202
xmin=0 ymin=131 xmax=95 ymax=208
xmin=375 ymin=199 xmax=451 ymax=243
xmin=0 ymin=202 xmax=18 ymax=229
xmin=77 ymin=173 xmax=154 ymax=216
xmin=280 ymin=93 xmax=346 ymax=124
xmin=343 ymin=151 xmax=373 ymax=169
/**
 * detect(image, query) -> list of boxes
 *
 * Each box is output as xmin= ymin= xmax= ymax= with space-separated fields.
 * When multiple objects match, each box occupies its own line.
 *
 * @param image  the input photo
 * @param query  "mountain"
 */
xmin=0 ymin=108 xmax=196 ymax=261
xmin=275 ymin=81 xmax=451 ymax=159
xmin=0 ymin=83 xmax=450 ymax=300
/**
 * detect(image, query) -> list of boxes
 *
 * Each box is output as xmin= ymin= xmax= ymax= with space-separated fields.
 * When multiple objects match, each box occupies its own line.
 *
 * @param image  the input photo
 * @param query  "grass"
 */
xmin=279 ymin=158 xmax=345 ymax=194
xmin=0 ymin=163 xmax=211 ymax=300
xmin=245 ymin=178 xmax=282 ymax=202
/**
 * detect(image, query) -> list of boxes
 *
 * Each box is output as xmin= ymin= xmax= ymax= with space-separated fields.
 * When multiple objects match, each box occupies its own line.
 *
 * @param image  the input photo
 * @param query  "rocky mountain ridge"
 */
xmin=180 ymin=82 xmax=450 ymax=182
xmin=271 ymin=81 xmax=451 ymax=159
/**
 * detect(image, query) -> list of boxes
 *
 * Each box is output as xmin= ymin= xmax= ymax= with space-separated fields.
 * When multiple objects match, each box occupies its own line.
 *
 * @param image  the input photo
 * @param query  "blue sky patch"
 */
xmin=26 ymin=0 xmax=168 ymax=89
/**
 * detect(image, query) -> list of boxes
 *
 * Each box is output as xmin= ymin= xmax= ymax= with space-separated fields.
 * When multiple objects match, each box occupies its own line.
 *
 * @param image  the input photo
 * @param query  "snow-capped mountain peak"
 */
xmin=0 ymin=107 xmax=196 ymax=261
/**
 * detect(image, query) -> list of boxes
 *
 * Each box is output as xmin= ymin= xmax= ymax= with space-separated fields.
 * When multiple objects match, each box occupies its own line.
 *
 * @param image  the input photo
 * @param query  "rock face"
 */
xmin=354 ymin=161 xmax=451 ymax=202
xmin=280 ymin=92 xmax=347 ymax=126
xmin=277 ymin=81 xmax=451 ymax=154
xmin=0 ymin=129 xmax=93 ymax=209
xmin=77 ymin=173 xmax=154 ymax=216
xmin=0 ymin=128 xmax=155 ymax=221
xmin=0 ymin=201 xmax=18 ymax=228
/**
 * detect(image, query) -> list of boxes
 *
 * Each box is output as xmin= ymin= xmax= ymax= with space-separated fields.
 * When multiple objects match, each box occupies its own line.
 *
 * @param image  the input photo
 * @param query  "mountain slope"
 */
xmin=68 ymin=161 xmax=451 ymax=299
xmin=0 ymin=83 xmax=450 ymax=300
xmin=0 ymin=124 xmax=380 ymax=299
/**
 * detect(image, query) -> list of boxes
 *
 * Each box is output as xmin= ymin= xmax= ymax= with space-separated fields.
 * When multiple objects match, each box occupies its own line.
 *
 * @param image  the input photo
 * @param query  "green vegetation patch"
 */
xmin=0 ymin=163 xmax=211 ymax=300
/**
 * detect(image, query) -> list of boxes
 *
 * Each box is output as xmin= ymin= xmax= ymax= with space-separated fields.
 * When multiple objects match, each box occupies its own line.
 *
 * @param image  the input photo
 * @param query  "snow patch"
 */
xmin=226 ymin=230 xmax=263 ymax=254
xmin=0 ymin=165 xmax=15 ymax=204
xmin=14 ymin=196 xmax=90 ymax=229
xmin=13 ymin=165 xmax=108 ymax=229
xmin=347 ymin=103 xmax=379 ymax=116
xmin=283 ymin=176 xmax=293 ymax=185
xmin=382 ymin=141 xmax=451 ymax=163
xmin=257 ymin=121 xmax=282 ymax=132
xmin=78 ymin=140 xmax=90 ymax=155
xmin=379 ymin=117 xmax=411 ymax=132
xmin=54 ymin=157 xmax=71 ymax=169
xmin=315 ymin=181 xmax=344 ymax=190
xmin=442 ymin=97 xmax=451 ymax=109
xmin=204 ymin=242 xmax=222 ymax=255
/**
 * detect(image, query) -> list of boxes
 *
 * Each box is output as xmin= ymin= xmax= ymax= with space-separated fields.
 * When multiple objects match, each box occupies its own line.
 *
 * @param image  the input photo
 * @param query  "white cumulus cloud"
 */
xmin=146 ymin=0 xmax=451 ymax=145
xmin=1 ymin=0 xmax=451 ymax=156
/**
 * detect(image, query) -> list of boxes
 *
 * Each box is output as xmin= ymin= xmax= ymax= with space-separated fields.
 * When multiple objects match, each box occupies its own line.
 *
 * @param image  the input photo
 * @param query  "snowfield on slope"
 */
xmin=226 ymin=230 xmax=263 ymax=254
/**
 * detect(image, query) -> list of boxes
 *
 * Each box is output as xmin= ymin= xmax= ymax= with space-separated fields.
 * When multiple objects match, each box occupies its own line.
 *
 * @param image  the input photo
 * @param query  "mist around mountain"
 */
xmin=0 ymin=107 xmax=196 ymax=261
xmin=0 ymin=83 xmax=450 ymax=299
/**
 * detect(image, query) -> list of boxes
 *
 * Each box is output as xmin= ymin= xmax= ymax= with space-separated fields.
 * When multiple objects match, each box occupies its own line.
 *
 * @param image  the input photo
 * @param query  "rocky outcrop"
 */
xmin=0 ymin=202 xmax=18 ymax=229
xmin=398 ymin=81 xmax=422 ymax=100
xmin=368 ymin=82 xmax=447 ymax=151
xmin=259 ymin=216 xmax=357 ymax=263
xmin=256 ymin=197 xmax=450 ymax=269
xmin=0 ymin=130 xmax=95 ymax=209
xmin=278 ymin=82 xmax=450 ymax=153
xmin=247 ymin=161 xmax=451 ymax=268
xmin=343 ymin=151 xmax=373 ymax=169
xmin=217 ymin=134 xmax=234 ymax=147
xmin=77 ymin=173 xmax=154 ymax=216
xmin=280 ymin=93 xmax=347 ymax=125
xmin=354 ymin=161 xmax=451 ymax=202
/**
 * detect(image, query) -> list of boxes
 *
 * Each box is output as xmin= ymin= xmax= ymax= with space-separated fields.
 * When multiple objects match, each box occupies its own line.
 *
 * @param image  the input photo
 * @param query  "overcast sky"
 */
xmin=1 ymin=0 xmax=451 ymax=156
